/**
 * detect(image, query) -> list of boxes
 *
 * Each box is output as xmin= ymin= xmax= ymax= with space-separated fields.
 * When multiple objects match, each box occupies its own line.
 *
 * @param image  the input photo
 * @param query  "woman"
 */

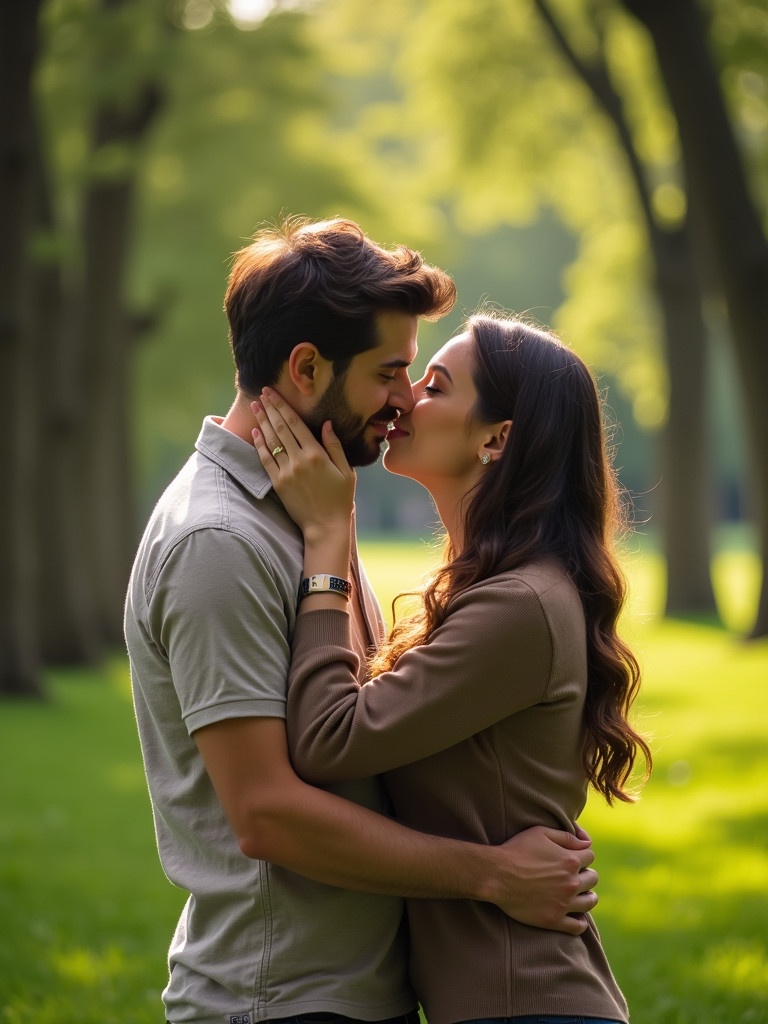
xmin=252 ymin=312 xmax=651 ymax=1024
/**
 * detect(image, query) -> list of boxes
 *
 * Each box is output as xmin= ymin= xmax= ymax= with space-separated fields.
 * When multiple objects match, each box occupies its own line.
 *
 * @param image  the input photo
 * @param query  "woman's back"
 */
xmin=380 ymin=560 xmax=627 ymax=1024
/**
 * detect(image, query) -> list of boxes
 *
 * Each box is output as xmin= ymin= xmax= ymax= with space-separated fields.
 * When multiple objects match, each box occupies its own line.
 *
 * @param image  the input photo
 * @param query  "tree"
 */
xmin=0 ymin=0 xmax=46 ymax=696
xmin=1 ymin=0 xmax=382 ymax=692
xmin=35 ymin=0 xmax=172 ymax=664
xmin=314 ymin=0 xmax=766 ymax=630
xmin=532 ymin=0 xmax=717 ymax=617
xmin=619 ymin=0 xmax=768 ymax=637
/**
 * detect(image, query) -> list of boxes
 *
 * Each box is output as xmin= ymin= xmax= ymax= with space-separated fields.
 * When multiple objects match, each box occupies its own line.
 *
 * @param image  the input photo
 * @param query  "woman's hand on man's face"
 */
xmin=251 ymin=388 xmax=355 ymax=542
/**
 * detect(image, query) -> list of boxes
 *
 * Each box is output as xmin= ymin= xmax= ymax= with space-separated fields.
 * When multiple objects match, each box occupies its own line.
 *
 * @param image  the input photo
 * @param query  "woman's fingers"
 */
xmin=262 ymin=387 xmax=323 ymax=452
xmin=250 ymin=397 xmax=300 ymax=460
xmin=320 ymin=420 xmax=354 ymax=479
xmin=251 ymin=390 xmax=353 ymax=482
xmin=251 ymin=425 xmax=281 ymax=483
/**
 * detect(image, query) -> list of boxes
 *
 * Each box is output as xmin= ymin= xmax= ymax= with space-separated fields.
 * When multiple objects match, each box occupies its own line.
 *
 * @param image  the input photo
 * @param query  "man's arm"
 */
xmin=195 ymin=715 xmax=598 ymax=935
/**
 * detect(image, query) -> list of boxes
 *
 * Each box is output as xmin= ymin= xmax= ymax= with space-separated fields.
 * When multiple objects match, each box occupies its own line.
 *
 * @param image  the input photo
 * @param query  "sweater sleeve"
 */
xmin=286 ymin=576 xmax=554 ymax=783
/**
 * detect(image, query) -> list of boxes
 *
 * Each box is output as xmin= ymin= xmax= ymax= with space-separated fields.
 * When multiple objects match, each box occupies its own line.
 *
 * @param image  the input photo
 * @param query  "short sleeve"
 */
xmin=149 ymin=528 xmax=290 ymax=733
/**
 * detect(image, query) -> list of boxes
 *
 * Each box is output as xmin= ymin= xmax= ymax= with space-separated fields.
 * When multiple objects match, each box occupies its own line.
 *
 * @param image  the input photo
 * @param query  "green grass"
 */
xmin=1 ymin=540 xmax=766 ymax=1023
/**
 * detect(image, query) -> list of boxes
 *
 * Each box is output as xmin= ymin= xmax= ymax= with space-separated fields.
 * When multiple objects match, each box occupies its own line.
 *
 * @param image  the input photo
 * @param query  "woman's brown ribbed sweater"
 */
xmin=286 ymin=557 xmax=629 ymax=1024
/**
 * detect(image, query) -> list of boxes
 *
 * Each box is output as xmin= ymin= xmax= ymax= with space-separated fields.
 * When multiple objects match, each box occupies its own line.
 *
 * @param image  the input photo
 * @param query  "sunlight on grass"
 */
xmin=1 ymin=539 xmax=766 ymax=1023
xmin=712 ymin=548 xmax=763 ymax=633
xmin=698 ymin=940 xmax=768 ymax=998
xmin=52 ymin=945 xmax=129 ymax=986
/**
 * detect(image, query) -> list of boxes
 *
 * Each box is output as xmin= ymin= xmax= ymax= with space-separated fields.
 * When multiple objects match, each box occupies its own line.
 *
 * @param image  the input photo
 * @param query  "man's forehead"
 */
xmin=370 ymin=310 xmax=419 ymax=365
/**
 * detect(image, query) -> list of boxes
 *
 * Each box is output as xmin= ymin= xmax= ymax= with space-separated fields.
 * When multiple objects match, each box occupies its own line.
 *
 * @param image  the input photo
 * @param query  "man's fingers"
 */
xmin=540 ymin=826 xmax=595 ymax=873
xmin=578 ymin=845 xmax=596 ymax=870
xmin=557 ymin=913 xmax=590 ymax=936
xmin=577 ymin=867 xmax=598 ymax=893
xmin=545 ymin=826 xmax=592 ymax=850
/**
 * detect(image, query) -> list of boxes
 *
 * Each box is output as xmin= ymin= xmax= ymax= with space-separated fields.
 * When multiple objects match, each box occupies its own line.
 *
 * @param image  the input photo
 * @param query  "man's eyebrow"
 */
xmin=378 ymin=358 xmax=412 ymax=369
xmin=428 ymin=362 xmax=453 ymax=384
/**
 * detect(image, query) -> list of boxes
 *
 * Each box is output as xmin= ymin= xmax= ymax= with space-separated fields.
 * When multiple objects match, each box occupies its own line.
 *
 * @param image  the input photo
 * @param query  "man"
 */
xmin=125 ymin=217 xmax=598 ymax=1024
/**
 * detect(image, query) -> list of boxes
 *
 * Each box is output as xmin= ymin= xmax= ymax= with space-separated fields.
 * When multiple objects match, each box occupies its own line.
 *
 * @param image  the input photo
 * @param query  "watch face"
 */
xmin=300 ymin=574 xmax=351 ymax=599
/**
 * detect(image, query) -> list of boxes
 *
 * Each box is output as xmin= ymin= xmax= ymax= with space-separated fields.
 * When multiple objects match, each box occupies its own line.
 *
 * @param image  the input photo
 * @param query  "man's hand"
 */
xmin=486 ymin=826 xmax=598 ymax=935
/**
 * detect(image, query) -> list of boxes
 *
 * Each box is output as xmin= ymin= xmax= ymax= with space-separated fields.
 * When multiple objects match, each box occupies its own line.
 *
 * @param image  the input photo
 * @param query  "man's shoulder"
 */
xmin=149 ymin=450 xmax=289 ymax=540
xmin=130 ymin=450 xmax=303 ymax=601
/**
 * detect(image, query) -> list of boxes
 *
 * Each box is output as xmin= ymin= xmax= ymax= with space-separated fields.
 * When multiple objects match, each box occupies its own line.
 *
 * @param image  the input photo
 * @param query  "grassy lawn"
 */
xmin=1 ymin=538 xmax=766 ymax=1023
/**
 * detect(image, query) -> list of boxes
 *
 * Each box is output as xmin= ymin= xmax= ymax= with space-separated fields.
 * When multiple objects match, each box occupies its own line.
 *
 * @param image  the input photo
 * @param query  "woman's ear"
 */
xmin=286 ymin=343 xmax=332 ymax=397
xmin=478 ymin=419 xmax=512 ymax=463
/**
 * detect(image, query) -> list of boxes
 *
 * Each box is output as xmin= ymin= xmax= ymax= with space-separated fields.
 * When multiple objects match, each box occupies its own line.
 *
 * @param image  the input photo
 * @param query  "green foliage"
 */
xmin=397 ymin=0 xmax=672 ymax=420
xmin=31 ymin=0 xmax=762 ymax=523
xmin=1 ymin=544 xmax=765 ymax=1022
xmin=128 ymin=7 xmax=373 ymax=505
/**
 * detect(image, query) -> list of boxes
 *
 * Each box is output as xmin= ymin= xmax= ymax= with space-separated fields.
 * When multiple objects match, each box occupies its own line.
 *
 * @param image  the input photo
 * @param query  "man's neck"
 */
xmin=220 ymin=394 xmax=258 ymax=444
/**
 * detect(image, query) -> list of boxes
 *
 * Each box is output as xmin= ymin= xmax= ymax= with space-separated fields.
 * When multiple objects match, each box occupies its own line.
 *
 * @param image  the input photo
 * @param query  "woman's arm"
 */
xmin=287 ymin=580 xmax=555 ymax=782
xmin=251 ymin=389 xmax=557 ymax=784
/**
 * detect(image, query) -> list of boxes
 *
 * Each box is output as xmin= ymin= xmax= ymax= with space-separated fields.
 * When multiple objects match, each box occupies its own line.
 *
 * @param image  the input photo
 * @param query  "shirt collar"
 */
xmin=194 ymin=415 xmax=274 ymax=501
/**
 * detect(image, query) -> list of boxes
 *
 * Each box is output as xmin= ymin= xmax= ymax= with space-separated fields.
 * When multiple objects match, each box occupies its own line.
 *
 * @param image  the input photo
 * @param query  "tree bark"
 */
xmin=621 ymin=0 xmax=768 ymax=637
xmin=34 ymin=133 xmax=106 ymax=665
xmin=652 ymin=226 xmax=716 ymax=613
xmin=77 ymin=77 xmax=164 ymax=646
xmin=0 ymin=0 xmax=45 ymax=696
xmin=34 ymin=0 xmax=170 ymax=660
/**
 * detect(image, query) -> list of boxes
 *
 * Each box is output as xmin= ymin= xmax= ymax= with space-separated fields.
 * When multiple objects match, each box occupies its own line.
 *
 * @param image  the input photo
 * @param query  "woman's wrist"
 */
xmin=302 ymin=520 xmax=350 ymax=552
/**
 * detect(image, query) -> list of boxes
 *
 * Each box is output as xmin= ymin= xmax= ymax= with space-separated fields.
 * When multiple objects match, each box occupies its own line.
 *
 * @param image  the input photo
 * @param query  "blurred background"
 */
xmin=2 ymin=0 xmax=767 ymax=687
xmin=2 ymin=4 xmax=768 ymax=1022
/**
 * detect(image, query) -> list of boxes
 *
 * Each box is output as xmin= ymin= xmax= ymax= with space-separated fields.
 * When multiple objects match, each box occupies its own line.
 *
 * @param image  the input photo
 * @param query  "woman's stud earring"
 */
xmin=480 ymin=453 xmax=491 ymax=465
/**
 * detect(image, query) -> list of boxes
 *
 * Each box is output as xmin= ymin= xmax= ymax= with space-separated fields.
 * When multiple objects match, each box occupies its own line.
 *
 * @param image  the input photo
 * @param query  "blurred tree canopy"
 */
xmin=307 ymin=0 xmax=768 ymax=629
xmin=2 ymin=0 xmax=766 ymax=695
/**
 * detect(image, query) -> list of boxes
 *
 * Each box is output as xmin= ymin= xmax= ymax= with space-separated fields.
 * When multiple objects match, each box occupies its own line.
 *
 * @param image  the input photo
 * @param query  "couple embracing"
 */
xmin=125 ymin=216 xmax=650 ymax=1024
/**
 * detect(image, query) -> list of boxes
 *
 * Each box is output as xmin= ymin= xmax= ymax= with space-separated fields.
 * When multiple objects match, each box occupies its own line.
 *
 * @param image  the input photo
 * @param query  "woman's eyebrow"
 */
xmin=427 ymin=362 xmax=453 ymax=384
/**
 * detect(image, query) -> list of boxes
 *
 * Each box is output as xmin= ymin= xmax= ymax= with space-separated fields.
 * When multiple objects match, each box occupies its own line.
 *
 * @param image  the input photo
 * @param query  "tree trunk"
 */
xmin=651 ymin=226 xmax=716 ymax=615
xmin=77 ymin=79 xmax=164 ymax=646
xmin=34 ymin=141 xmax=106 ymax=665
xmin=79 ymin=163 xmax=139 ymax=645
xmin=622 ymin=0 xmax=768 ymax=637
xmin=0 ymin=0 xmax=45 ymax=697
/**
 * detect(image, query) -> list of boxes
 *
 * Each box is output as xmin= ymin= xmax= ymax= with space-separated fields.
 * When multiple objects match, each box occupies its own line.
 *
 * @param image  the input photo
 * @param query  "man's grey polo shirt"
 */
xmin=125 ymin=416 xmax=413 ymax=1024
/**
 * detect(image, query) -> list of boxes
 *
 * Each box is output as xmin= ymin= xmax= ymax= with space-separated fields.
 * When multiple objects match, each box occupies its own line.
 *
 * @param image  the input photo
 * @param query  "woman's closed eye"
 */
xmin=423 ymin=384 xmax=441 ymax=396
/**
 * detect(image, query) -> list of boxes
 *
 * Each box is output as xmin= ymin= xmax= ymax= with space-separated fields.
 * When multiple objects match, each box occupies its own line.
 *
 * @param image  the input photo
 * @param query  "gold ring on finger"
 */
xmin=271 ymin=445 xmax=285 ymax=457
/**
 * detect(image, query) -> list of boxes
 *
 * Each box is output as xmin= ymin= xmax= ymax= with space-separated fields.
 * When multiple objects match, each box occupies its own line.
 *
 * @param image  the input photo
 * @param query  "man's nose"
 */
xmin=390 ymin=377 xmax=415 ymax=414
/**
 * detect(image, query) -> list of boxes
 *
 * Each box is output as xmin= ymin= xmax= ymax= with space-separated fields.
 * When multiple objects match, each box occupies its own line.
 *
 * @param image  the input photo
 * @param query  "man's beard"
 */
xmin=306 ymin=374 xmax=397 ymax=468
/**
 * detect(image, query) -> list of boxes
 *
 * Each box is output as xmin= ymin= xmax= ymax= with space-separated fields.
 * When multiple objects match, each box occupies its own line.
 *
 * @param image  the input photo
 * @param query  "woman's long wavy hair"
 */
xmin=371 ymin=312 xmax=652 ymax=804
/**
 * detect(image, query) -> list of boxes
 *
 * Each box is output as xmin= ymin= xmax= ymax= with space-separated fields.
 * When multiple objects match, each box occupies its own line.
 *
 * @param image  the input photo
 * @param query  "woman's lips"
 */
xmin=386 ymin=423 xmax=410 ymax=440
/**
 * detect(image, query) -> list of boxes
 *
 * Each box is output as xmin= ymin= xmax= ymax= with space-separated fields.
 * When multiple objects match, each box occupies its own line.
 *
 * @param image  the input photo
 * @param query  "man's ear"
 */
xmin=478 ymin=419 xmax=512 ymax=463
xmin=286 ymin=343 xmax=333 ymax=397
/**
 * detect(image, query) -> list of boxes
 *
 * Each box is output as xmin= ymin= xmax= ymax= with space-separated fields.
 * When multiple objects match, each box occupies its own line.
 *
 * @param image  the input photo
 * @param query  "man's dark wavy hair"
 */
xmin=224 ymin=216 xmax=456 ymax=394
